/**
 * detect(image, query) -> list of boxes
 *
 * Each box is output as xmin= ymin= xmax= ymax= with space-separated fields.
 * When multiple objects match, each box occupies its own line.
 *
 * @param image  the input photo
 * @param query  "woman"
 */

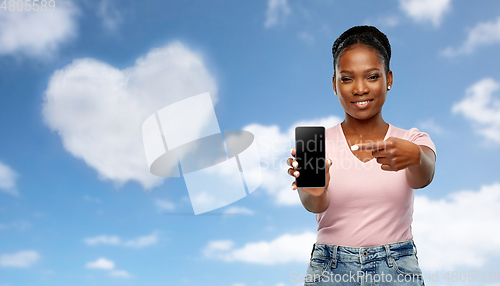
xmin=287 ymin=26 xmax=436 ymax=285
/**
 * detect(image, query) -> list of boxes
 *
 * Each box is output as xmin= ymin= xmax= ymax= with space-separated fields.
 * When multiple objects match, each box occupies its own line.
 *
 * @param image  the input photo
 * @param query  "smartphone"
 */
xmin=295 ymin=126 xmax=326 ymax=188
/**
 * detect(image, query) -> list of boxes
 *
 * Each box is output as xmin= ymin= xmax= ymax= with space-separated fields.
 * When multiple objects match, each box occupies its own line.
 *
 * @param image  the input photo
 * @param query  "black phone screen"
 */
xmin=295 ymin=126 xmax=326 ymax=188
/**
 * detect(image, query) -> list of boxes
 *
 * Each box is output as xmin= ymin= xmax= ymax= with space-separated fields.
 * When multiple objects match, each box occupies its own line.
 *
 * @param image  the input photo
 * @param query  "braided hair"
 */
xmin=332 ymin=26 xmax=391 ymax=74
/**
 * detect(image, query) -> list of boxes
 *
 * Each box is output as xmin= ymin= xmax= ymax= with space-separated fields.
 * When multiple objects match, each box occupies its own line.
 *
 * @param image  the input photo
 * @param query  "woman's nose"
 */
xmin=353 ymin=80 xmax=369 ymax=95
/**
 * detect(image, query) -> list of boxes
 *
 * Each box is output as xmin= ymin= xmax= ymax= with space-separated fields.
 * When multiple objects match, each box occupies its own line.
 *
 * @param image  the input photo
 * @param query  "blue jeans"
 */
xmin=304 ymin=239 xmax=425 ymax=285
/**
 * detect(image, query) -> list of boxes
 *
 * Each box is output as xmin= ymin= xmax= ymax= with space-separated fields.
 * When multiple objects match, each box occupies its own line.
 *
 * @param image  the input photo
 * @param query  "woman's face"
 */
xmin=332 ymin=43 xmax=393 ymax=122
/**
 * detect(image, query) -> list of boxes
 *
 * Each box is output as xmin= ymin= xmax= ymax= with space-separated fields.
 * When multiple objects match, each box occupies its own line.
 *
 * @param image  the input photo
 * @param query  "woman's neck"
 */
xmin=341 ymin=114 xmax=388 ymax=138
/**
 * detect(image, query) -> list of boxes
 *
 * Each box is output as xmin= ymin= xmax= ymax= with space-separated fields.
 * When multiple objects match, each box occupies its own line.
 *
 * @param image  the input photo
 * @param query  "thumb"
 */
xmin=325 ymin=158 xmax=332 ymax=173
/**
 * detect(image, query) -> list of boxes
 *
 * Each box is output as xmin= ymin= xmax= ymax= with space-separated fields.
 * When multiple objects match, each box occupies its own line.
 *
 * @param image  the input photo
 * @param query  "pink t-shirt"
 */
xmin=316 ymin=123 xmax=437 ymax=247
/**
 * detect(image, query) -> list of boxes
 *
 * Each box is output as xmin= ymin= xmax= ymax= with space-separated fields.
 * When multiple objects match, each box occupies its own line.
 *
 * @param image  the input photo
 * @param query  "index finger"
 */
xmin=351 ymin=141 xmax=387 ymax=151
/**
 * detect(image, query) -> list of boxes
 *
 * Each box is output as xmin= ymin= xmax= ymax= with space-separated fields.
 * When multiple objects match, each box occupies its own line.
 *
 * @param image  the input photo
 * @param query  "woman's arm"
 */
xmin=406 ymin=145 xmax=436 ymax=189
xmin=288 ymin=149 xmax=332 ymax=213
xmin=297 ymin=187 xmax=330 ymax=213
xmin=355 ymin=138 xmax=436 ymax=189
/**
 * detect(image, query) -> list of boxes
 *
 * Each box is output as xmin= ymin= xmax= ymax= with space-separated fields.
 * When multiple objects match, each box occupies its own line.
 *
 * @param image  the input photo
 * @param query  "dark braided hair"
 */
xmin=332 ymin=26 xmax=391 ymax=74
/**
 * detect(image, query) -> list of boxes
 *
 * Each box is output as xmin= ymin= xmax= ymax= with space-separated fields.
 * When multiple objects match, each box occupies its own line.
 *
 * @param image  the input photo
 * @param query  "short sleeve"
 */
xmin=406 ymin=128 xmax=437 ymax=158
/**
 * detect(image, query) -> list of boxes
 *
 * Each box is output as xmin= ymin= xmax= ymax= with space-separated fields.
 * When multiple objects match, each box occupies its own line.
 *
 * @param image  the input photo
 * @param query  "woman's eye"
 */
xmin=340 ymin=77 xmax=352 ymax=82
xmin=368 ymin=74 xmax=380 ymax=80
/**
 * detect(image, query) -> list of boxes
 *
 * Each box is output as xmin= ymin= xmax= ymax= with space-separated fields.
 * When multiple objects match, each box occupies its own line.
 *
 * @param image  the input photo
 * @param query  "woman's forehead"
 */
xmin=337 ymin=44 xmax=384 ymax=71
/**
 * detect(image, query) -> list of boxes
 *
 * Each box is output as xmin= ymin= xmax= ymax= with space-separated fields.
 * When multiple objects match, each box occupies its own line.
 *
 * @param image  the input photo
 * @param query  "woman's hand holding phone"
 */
xmin=287 ymin=148 xmax=332 ymax=196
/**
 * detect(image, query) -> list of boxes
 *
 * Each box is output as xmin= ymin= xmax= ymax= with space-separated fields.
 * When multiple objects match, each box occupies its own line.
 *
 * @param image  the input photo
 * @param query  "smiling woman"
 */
xmin=286 ymin=26 xmax=437 ymax=286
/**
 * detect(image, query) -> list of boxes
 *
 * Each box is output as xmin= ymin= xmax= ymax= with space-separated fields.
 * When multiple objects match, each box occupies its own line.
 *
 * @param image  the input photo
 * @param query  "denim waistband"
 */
xmin=311 ymin=239 xmax=417 ymax=267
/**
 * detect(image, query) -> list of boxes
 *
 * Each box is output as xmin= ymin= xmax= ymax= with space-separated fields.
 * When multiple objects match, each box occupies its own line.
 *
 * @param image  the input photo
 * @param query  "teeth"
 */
xmin=355 ymin=100 xmax=370 ymax=105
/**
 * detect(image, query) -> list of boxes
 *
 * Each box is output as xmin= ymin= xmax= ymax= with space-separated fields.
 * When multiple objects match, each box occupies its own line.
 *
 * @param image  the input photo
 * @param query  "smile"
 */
xmin=351 ymin=99 xmax=374 ymax=109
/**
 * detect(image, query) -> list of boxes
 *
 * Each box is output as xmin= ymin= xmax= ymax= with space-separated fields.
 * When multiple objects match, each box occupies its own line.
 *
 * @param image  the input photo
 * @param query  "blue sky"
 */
xmin=1 ymin=0 xmax=500 ymax=285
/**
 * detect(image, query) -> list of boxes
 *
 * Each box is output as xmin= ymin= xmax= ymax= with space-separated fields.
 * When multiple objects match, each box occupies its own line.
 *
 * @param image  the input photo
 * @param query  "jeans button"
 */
xmin=363 ymin=250 xmax=368 ymax=257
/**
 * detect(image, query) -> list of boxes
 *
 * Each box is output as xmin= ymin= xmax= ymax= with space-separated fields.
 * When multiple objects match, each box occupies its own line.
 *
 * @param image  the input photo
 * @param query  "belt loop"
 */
xmin=331 ymin=245 xmax=338 ymax=268
xmin=384 ymin=244 xmax=393 ymax=267
xmin=412 ymin=240 xmax=418 ymax=256
xmin=310 ymin=243 xmax=316 ymax=259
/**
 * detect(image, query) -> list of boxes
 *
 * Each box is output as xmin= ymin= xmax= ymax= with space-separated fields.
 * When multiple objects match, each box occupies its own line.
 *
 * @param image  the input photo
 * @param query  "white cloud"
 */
xmin=365 ymin=15 xmax=400 ymax=29
xmin=443 ymin=17 xmax=500 ymax=57
xmin=413 ymin=182 xmax=500 ymax=270
xmin=42 ymin=42 xmax=217 ymax=189
xmin=205 ymin=182 xmax=500 ymax=270
xmin=155 ymin=199 xmax=175 ymax=212
xmin=123 ymin=233 xmax=158 ymax=248
xmin=417 ymin=118 xmax=444 ymax=135
xmin=264 ymin=0 xmax=291 ymax=28
xmin=203 ymin=240 xmax=234 ymax=256
xmin=0 ymin=0 xmax=79 ymax=58
xmin=84 ymin=195 xmax=101 ymax=203
xmin=0 ymin=220 xmax=31 ymax=231
xmin=84 ymin=233 xmax=158 ymax=248
xmin=86 ymin=258 xmax=132 ymax=278
xmin=244 ymin=115 xmax=341 ymax=206
xmin=452 ymin=78 xmax=500 ymax=143
xmin=380 ymin=15 xmax=400 ymax=27
xmin=297 ymin=32 xmax=314 ymax=45
xmin=0 ymin=162 xmax=18 ymax=196
xmin=203 ymin=231 xmax=316 ymax=265
xmin=399 ymin=0 xmax=451 ymax=27
xmin=223 ymin=206 xmax=254 ymax=215
xmin=0 ymin=251 xmax=40 ymax=268
xmin=84 ymin=235 xmax=121 ymax=246
xmin=97 ymin=0 xmax=122 ymax=31
xmin=110 ymin=270 xmax=132 ymax=278
xmin=85 ymin=258 xmax=114 ymax=270
xmin=11 ymin=220 xmax=30 ymax=230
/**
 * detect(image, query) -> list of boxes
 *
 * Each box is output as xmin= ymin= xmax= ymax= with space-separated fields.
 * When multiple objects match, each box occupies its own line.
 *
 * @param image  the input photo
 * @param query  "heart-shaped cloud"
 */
xmin=42 ymin=41 xmax=218 ymax=188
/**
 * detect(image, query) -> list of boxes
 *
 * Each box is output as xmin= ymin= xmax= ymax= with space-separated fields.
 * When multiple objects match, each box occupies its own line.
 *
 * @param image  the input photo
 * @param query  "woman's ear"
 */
xmin=387 ymin=70 xmax=393 ymax=90
xmin=332 ymin=75 xmax=337 ymax=95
